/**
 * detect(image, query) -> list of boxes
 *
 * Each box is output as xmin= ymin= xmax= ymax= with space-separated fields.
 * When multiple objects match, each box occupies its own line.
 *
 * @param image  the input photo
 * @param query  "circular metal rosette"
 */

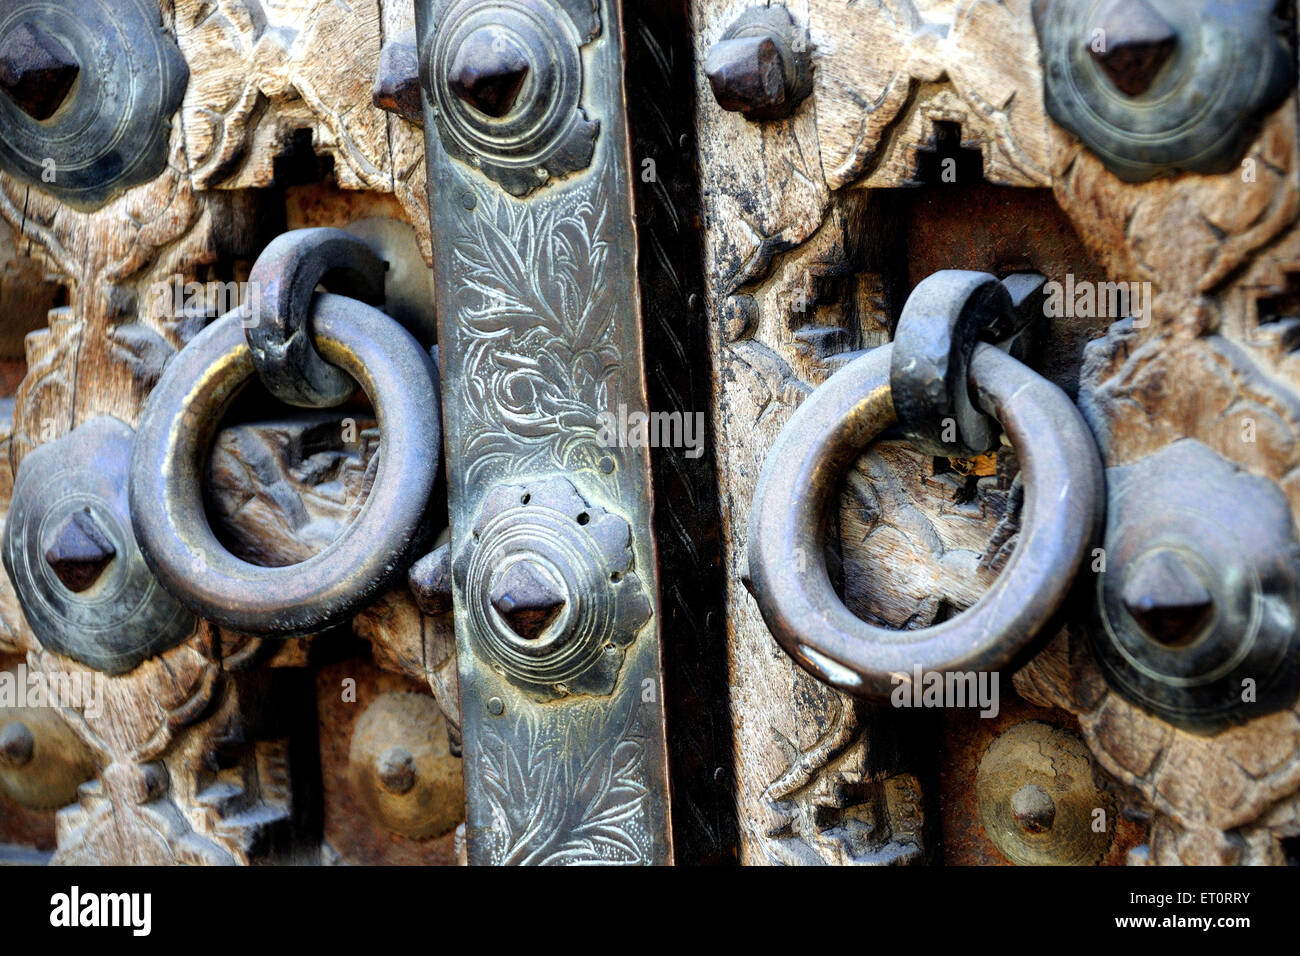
xmin=0 ymin=0 xmax=189 ymax=209
xmin=1092 ymin=439 xmax=1300 ymax=733
xmin=976 ymin=721 xmax=1115 ymax=866
xmin=423 ymin=0 xmax=601 ymax=196
xmin=454 ymin=475 xmax=652 ymax=700
xmin=1032 ymin=0 xmax=1294 ymax=182
xmin=1 ymin=416 xmax=196 ymax=675
xmin=348 ymin=692 xmax=464 ymax=840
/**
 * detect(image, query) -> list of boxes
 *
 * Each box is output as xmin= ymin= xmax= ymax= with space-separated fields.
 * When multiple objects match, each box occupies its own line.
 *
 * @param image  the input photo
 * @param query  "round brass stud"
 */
xmin=2 ymin=416 xmax=196 ymax=674
xmin=347 ymin=692 xmax=464 ymax=840
xmin=0 ymin=704 xmax=96 ymax=811
xmin=976 ymin=721 xmax=1114 ymax=866
xmin=454 ymin=476 xmax=652 ymax=701
xmin=0 ymin=0 xmax=188 ymax=208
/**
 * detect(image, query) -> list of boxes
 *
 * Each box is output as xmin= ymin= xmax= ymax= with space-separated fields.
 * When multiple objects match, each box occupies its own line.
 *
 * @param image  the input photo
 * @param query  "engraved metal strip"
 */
xmin=416 ymin=0 xmax=672 ymax=865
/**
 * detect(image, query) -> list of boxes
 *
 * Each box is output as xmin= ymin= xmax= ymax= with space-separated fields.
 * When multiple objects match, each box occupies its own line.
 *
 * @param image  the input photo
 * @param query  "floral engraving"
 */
xmin=477 ymin=700 xmax=653 ymax=865
xmin=452 ymin=178 xmax=625 ymax=492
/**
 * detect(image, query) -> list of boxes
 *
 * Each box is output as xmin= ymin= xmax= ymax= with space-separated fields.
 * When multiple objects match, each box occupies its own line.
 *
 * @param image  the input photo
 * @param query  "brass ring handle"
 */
xmin=130 ymin=293 xmax=441 ymax=637
xmin=746 ymin=343 xmax=1104 ymax=698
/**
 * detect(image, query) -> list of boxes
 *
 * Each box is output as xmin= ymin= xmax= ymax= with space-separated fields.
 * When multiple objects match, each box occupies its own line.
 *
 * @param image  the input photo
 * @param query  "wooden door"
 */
xmin=693 ymin=0 xmax=1300 ymax=866
xmin=0 ymin=0 xmax=462 ymax=865
xmin=1 ymin=0 xmax=1298 ymax=868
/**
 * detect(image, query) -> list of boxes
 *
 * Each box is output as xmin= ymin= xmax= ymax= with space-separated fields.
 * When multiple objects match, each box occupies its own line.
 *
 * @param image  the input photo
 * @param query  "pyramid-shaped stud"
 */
xmin=490 ymin=559 xmax=565 ymax=641
xmin=0 ymin=21 xmax=80 ymax=120
xmin=372 ymin=33 xmax=423 ymax=127
xmin=409 ymin=542 xmax=453 ymax=615
xmin=705 ymin=35 xmax=787 ymax=117
xmin=1121 ymin=550 xmax=1213 ymax=646
xmin=43 ymin=508 xmax=116 ymax=592
xmin=1089 ymin=0 xmax=1178 ymax=97
xmin=447 ymin=27 xmax=529 ymax=119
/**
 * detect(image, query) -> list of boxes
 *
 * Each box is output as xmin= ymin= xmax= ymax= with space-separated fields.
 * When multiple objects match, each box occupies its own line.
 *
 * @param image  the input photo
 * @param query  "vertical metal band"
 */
xmin=415 ymin=0 xmax=673 ymax=864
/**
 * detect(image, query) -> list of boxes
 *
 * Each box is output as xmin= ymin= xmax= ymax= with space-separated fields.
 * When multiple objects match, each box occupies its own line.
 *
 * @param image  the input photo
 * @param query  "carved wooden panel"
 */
xmin=0 ymin=0 xmax=461 ymax=865
xmin=694 ymin=0 xmax=1300 ymax=865
xmin=0 ymin=0 xmax=1297 ymax=869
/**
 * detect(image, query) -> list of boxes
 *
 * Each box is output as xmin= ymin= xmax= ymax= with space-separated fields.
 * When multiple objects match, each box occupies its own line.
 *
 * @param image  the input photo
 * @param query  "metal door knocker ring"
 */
xmin=245 ymin=227 xmax=388 ymax=408
xmin=890 ymin=271 xmax=1035 ymax=457
xmin=746 ymin=271 xmax=1104 ymax=697
xmin=130 ymin=292 xmax=441 ymax=636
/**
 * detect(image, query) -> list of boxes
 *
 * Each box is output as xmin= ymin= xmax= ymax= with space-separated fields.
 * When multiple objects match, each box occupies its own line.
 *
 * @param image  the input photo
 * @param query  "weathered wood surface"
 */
xmin=0 ymin=0 xmax=458 ymax=864
xmin=694 ymin=0 xmax=1300 ymax=865
xmin=1 ymin=0 xmax=1298 ymax=866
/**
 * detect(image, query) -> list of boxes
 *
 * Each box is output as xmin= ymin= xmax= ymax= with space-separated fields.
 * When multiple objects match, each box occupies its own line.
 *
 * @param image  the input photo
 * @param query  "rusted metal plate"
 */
xmin=415 ymin=0 xmax=672 ymax=864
